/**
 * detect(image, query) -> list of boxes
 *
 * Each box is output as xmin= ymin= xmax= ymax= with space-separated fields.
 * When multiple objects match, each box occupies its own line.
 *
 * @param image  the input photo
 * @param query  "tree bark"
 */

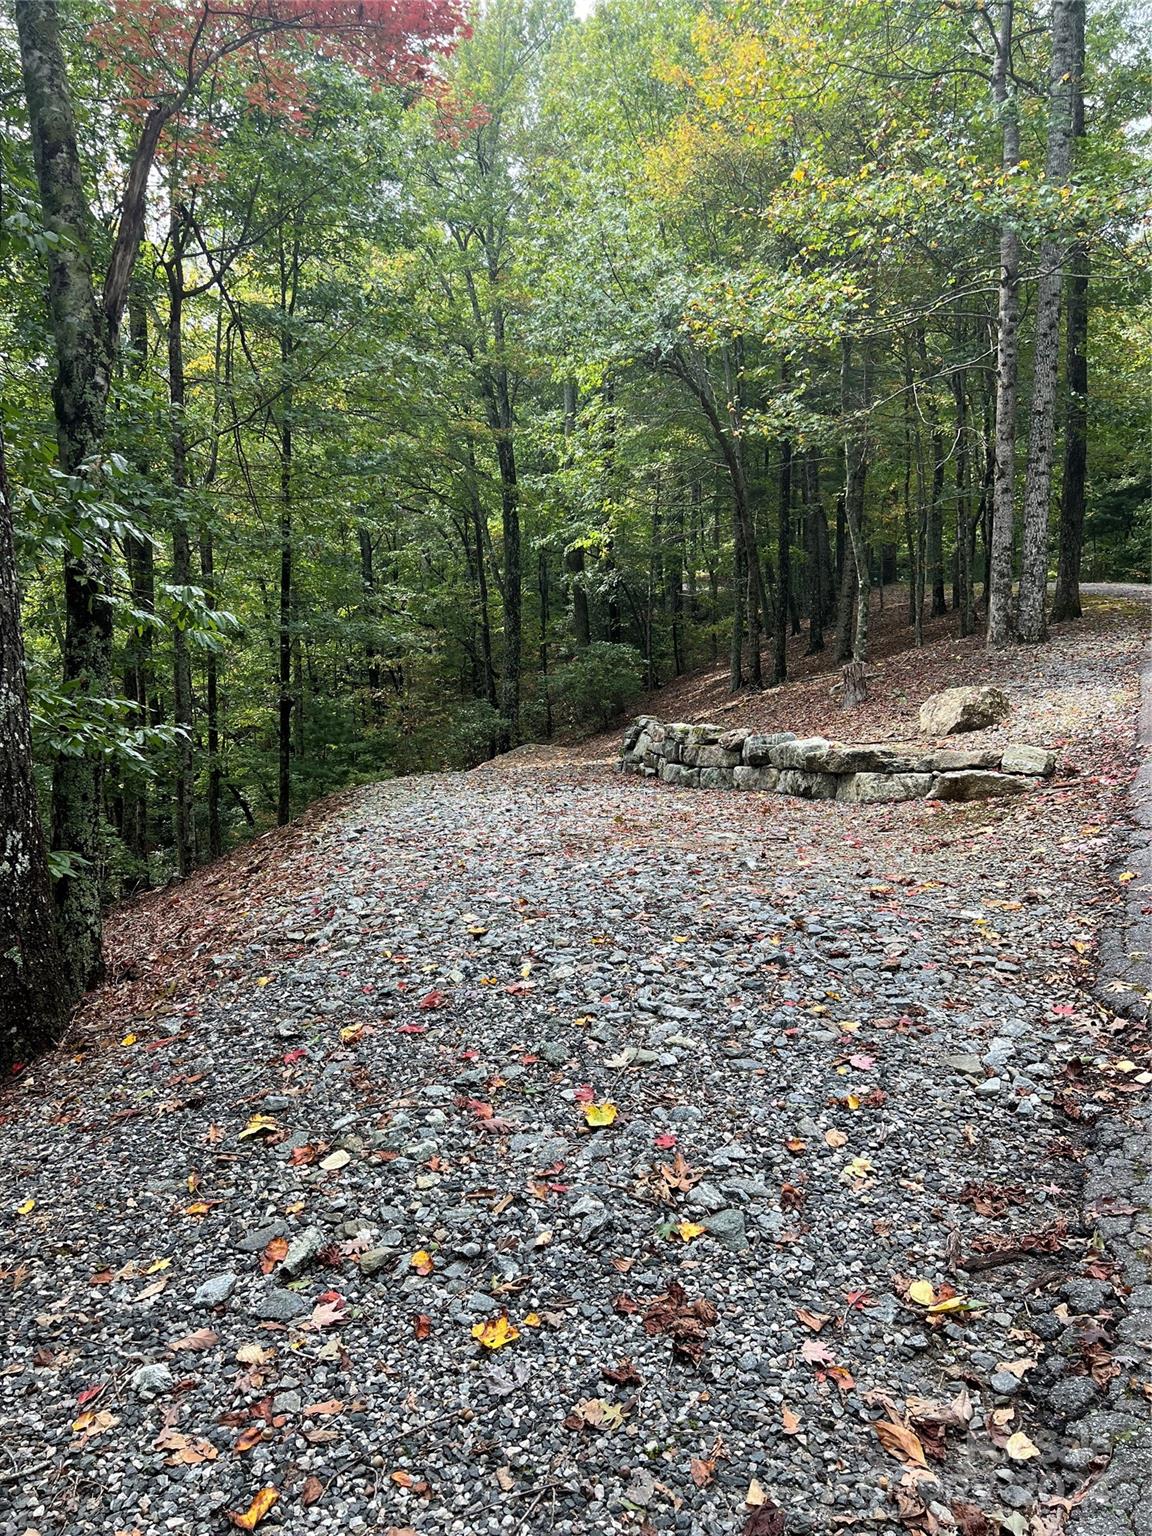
xmin=165 ymin=205 xmax=195 ymax=875
xmin=1017 ymin=0 xmax=1077 ymax=643
xmin=1049 ymin=0 xmax=1088 ymax=625
xmin=15 ymin=0 xmax=115 ymax=994
xmin=987 ymin=0 xmax=1020 ymax=649
xmin=772 ymin=426 xmax=792 ymax=686
xmin=0 ymin=418 xmax=72 ymax=1072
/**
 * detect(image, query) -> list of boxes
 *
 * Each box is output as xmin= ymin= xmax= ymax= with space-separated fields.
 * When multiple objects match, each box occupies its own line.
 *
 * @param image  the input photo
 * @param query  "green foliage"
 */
xmin=551 ymin=642 xmax=644 ymax=731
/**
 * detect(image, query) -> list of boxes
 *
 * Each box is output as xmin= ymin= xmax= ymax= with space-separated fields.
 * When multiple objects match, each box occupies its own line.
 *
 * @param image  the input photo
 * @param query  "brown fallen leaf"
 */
xmin=300 ymin=1475 xmax=324 ymax=1507
xmin=260 ymin=1236 xmax=289 ymax=1275
xmin=743 ymin=1501 xmax=786 ymax=1536
xmin=233 ymin=1425 xmax=265 ymax=1455
xmin=496 ymin=1466 xmax=515 ymax=1491
xmin=226 ymin=1487 xmax=279 ymax=1529
xmin=874 ymin=1417 xmax=928 ymax=1469
xmin=168 ymin=1328 xmax=219 ymax=1353
xmin=795 ymin=1307 xmax=829 ymax=1332
xmin=154 ymin=1428 xmax=218 ymax=1466
xmin=303 ymin=1399 xmax=343 ymax=1416
xmin=781 ymin=1405 xmax=802 ymax=1435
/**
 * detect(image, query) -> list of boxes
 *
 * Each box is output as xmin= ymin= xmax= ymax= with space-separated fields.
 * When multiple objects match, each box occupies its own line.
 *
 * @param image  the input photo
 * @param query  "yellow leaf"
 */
xmin=237 ymin=1115 xmax=279 ymax=1141
xmin=1005 ymin=1431 xmax=1040 ymax=1461
xmin=926 ymin=1294 xmax=980 ymax=1315
xmin=339 ymin=1024 xmax=364 ymax=1044
xmin=676 ymin=1221 xmax=706 ymax=1242
xmin=523 ymin=1312 xmax=541 ymax=1327
xmin=145 ymin=1257 xmax=171 ymax=1274
xmin=226 ymin=1486 xmax=279 ymax=1529
xmin=409 ymin=1249 xmax=434 ymax=1275
xmin=16 ymin=1198 xmax=35 ymax=1216
xmin=121 ymin=1033 xmax=137 ymax=1047
xmin=583 ymin=1102 xmax=618 ymax=1127
xmin=672 ymin=935 xmax=690 ymax=943
xmin=791 ymin=164 xmax=807 ymax=182
xmin=255 ymin=976 xmax=272 ymax=987
xmin=1118 ymin=871 xmax=1137 ymax=883
xmin=846 ymin=1093 xmax=861 ymax=1111
xmin=907 ymin=1280 xmax=936 ymax=1307
xmin=185 ymin=1201 xmax=210 ymax=1217
xmin=471 ymin=1315 xmax=520 ymax=1349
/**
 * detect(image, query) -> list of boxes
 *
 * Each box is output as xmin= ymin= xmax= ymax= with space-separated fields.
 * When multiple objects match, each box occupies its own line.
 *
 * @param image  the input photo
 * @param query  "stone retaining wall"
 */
xmin=620 ymin=718 xmax=1056 ymax=803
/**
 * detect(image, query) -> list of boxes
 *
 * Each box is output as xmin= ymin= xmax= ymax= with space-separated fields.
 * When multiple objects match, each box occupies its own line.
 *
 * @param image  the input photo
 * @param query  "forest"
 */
xmin=1 ymin=0 xmax=1149 ymax=1069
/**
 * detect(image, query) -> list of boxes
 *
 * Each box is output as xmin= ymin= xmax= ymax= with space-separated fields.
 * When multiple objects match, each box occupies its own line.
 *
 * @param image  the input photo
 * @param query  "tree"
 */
xmin=1017 ymin=0 xmax=1078 ymax=644
xmin=0 ymin=415 xmax=70 ymax=1074
xmin=11 ymin=0 xmax=464 ymax=997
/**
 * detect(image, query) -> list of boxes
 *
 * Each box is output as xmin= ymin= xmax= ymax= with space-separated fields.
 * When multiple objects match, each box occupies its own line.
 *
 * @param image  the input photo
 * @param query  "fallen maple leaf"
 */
xmin=744 ymin=1499 xmax=786 ymax=1536
xmin=226 ymin=1487 xmax=279 ymax=1529
xmin=471 ymin=1314 xmax=519 ymax=1349
xmin=417 ymin=990 xmax=447 ymax=1010
xmin=675 ymin=1220 xmax=706 ymax=1242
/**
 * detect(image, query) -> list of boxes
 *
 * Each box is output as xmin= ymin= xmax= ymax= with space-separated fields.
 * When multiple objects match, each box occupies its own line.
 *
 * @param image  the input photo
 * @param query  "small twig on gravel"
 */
xmin=0 ymin=1455 xmax=58 ymax=1485
xmin=958 ymin=1248 xmax=1073 ymax=1273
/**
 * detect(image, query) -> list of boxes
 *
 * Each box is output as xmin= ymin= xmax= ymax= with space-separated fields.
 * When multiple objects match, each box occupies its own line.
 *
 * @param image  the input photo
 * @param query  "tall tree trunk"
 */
xmin=951 ymin=343 xmax=975 ymax=637
xmin=16 ymin=0 xmax=114 ymax=994
xmin=1017 ymin=0 xmax=1077 ymax=643
xmin=987 ymin=0 xmax=1020 ymax=648
xmin=276 ymin=239 xmax=298 ymax=826
xmin=200 ymin=526 xmax=222 ymax=859
xmin=841 ymin=338 xmax=871 ymax=663
xmin=804 ymin=454 xmax=825 ymax=655
xmin=772 ymin=426 xmax=792 ymax=686
xmin=122 ymin=281 xmax=154 ymax=865
xmin=0 ymin=418 xmax=72 ymax=1071
xmin=1049 ymin=0 xmax=1088 ymax=626
xmin=165 ymin=206 xmax=195 ymax=876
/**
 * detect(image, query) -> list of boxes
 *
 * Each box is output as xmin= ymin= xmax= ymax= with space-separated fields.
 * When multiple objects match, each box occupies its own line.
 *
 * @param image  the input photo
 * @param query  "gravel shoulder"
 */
xmin=1 ymin=602 xmax=1149 ymax=1536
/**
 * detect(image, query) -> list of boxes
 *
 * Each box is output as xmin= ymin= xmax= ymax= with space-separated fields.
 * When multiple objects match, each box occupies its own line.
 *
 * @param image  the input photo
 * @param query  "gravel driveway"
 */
xmin=1 ymin=607 xmax=1148 ymax=1536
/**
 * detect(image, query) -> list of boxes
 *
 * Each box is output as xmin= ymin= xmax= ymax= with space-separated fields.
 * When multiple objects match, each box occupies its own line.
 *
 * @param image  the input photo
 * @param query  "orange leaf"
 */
xmin=226 ymin=1487 xmax=279 ymax=1530
xmin=781 ymin=1406 xmax=802 ymax=1435
xmin=260 ymin=1236 xmax=289 ymax=1275
xmin=873 ymin=1418 xmax=928 ymax=1468
xmin=234 ymin=1425 xmax=265 ymax=1454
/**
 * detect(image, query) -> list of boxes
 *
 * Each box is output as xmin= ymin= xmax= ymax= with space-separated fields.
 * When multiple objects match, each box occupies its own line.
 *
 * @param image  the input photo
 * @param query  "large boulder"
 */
xmin=776 ymin=768 xmax=839 ymax=800
xmin=918 ymin=686 xmax=1009 ymax=736
xmin=930 ymin=770 xmax=1033 ymax=801
xmin=771 ymin=736 xmax=832 ymax=770
xmin=923 ymin=746 xmax=1003 ymax=771
xmin=1000 ymin=744 xmax=1056 ymax=777
xmin=734 ymin=766 xmax=780 ymax=792
xmin=698 ymin=766 xmax=735 ymax=790
xmin=742 ymin=731 xmax=797 ymax=766
xmin=837 ymin=772 xmax=934 ymax=804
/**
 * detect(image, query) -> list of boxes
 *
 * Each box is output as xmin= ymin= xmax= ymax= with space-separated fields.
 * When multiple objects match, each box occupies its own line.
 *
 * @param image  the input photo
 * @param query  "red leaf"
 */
xmin=397 ymin=1023 xmax=427 ymax=1034
xmin=417 ymin=990 xmax=447 ymax=1011
xmin=654 ymin=1132 xmax=677 ymax=1149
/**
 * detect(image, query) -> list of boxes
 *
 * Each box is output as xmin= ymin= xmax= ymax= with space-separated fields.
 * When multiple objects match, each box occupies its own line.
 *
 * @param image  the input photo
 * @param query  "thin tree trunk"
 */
xmin=0 ymin=417 xmax=72 ymax=1071
xmin=841 ymin=338 xmax=871 ymax=663
xmin=1049 ymin=0 xmax=1088 ymax=626
xmin=201 ymin=526 xmax=222 ymax=859
xmin=804 ymin=453 xmax=826 ymax=655
xmin=1017 ymin=0 xmax=1077 ymax=643
xmin=165 ymin=206 xmax=195 ymax=876
xmin=987 ymin=0 xmax=1020 ymax=648
xmin=772 ymin=426 xmax=792 ymax=686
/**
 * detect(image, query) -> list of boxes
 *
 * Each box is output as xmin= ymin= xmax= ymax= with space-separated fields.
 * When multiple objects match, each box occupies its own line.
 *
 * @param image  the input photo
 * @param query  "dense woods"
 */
xmin=1 ymin=0 xmax=1148 ymax=1066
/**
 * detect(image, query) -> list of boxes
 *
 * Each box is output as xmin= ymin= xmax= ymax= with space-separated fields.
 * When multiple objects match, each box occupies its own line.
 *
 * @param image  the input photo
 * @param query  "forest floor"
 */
xmin=1 ymin=589 xmax=1150 ymax=1536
